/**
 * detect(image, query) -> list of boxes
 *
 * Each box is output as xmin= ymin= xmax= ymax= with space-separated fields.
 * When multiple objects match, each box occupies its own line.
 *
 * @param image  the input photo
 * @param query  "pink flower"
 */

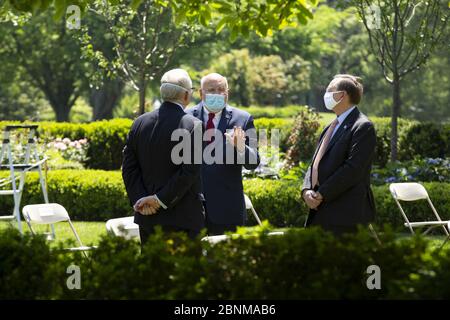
xmin=69 ymin=142 xmax=76 ymax=148
xmin=63 ymin=138 xmax=71 ymax=144
xmin=79 ymin=138 xmax=88 ymax=145
xmin=55 ymin=142 xmax=67 ymax=151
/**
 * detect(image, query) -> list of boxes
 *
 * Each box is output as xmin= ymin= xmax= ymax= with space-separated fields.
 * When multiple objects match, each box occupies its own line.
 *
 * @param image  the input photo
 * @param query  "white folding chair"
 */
xmin=106 ymin=216 xmax=140 ymax=241
xmin=201 ymin=194 xmax=282 ymax=243
xmin=244 ymin=194 xmax=262 ymax=226
xmin=202 ymin=231 xmax=285 ymax=245
xmin=22 ymin=203 xmax=92 ymax=257
xmin=390 ymin=183 xmax=450 ymax=248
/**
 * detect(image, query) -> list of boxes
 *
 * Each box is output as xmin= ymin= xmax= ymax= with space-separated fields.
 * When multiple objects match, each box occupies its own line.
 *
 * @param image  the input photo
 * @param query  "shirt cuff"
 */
xmin=154 ymin=195 xmax=167 ymax=210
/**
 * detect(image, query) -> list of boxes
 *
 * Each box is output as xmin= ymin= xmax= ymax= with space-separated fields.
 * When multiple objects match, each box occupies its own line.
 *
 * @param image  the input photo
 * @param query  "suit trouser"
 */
xmin=203 ymin=201 xmax=239 ymax=236
xmin=306 ymin=185 xmax=359 ymax=237
xmin=308 ymin=217 xmax=358 ymax=237
xmin=139 ymin=225 xmax=199 ymax=245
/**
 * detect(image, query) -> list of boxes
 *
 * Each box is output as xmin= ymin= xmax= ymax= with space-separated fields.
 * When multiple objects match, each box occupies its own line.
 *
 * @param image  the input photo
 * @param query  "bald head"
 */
xmin=200 ymin=73 xmax=228 ymax=90
xmin=160 ymin=68 xmax=192 ymax=107
xmin=200 ymin=73 xmax=229 ymax=107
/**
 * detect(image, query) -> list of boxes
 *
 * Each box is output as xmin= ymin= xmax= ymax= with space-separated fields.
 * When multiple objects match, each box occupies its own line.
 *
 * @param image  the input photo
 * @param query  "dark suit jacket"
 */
xmin=122 ymin=101 xmax=205 ymax=232
xmin=186 ymin=103 xmax=260 ymax=225
xmin=302 ymin=107 xmax=376 ymax=227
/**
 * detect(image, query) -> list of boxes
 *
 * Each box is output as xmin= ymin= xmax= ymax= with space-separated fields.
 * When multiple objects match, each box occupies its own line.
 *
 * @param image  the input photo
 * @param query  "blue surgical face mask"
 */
xmin=204 ymin=94 xmax=226 ymax=113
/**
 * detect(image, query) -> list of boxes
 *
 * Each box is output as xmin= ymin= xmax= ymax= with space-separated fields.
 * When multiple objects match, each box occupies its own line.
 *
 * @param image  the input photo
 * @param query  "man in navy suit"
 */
xmin=122 ymin=69 xmax=205 ymax=243
xmin=186 ymin=73 xmax=260 ymax=235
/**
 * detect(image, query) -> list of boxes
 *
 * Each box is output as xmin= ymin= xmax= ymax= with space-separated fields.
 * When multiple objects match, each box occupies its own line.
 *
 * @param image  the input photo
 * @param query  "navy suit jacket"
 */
xmin=186 ymin=103 xmax=260 ymax=225
xmin=122 ymin=102 xmax=205 ymax=232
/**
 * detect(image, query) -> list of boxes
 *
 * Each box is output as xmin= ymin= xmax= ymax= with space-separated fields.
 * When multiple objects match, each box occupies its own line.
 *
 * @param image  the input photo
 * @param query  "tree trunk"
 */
xmin=90 ymin=79 xmax=125 ymax=120
xmin=391 ymin=74 xmax=401 ymax=162
xmin=54 ymin=105 xmax=70 ymax=122
xmin=138 ymin=76 xmax=146 ymax=115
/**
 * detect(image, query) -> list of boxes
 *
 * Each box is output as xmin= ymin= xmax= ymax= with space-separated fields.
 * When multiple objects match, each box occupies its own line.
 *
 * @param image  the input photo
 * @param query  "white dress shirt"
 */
xmin=202 ymin=104 xmax=222 ymax=128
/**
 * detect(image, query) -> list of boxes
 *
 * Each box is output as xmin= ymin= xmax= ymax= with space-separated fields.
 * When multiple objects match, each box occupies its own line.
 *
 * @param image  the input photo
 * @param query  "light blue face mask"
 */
xmin=204 ymin=94 xmax=226 ymax=113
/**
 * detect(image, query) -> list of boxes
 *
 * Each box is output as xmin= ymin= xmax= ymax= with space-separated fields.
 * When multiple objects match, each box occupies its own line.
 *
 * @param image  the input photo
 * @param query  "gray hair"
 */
xmin=200 ymin=73 xmax=228 ymax=89
xmin=160 ymin=69 xmax=192 ymax=103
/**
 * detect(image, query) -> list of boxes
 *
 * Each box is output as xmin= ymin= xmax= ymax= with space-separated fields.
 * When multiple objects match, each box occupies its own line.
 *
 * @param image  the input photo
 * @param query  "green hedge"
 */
xmin=1 ymin=117 xmax=447 ymax=170
xmin=0 ymin=170 xmax=448 ymax=230
xmin=0 ymin=119 xmax=132 ymax=170
xmin=1 ymin=224 xmax=450 ymax=299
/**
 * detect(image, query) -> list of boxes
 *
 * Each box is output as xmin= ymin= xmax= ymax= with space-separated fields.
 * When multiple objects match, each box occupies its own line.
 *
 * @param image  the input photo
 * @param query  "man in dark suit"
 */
xmin=122 ymin=69 xmax=205 ymax=243
xmin=301 ymin=74 xmax=376 ymax=236
xmin=186 ymin=73 xmax=260 ymax=235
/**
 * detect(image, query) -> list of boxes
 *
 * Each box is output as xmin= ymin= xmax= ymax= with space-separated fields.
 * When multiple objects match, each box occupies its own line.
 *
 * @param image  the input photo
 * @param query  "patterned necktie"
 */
xmin=206 ymin=112 xmax=216 ymax=144
xmin=311 ymin=118 xmax=339 ymax=188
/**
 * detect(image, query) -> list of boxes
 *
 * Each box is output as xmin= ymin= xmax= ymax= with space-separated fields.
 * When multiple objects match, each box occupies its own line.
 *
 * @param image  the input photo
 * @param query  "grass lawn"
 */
xmin=0 ymin=220 xmax=107 ymax=247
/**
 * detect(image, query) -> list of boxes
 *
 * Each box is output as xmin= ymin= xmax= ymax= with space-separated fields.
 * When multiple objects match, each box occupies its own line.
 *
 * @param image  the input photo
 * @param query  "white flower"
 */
xmin=63 ymin=138 xmax=71 ymax=144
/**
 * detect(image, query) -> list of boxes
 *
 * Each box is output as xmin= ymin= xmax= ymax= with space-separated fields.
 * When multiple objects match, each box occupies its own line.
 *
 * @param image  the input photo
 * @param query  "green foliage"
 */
xmin=371 ymin=118 xmax=416 ymax=167
xmin=1 ymin=170 xmax=446 ymax=230
xmin=0 ymin=228 xmax=56 ymax=299
xmin=250 ymin=54 xmax=288 ymax=105
xmin=1 ymin=115 xmax=446 ymax=170
xmin=240 ymin=105 xmax=306 ymax=119
xmin=253 ymin=117 xmax=293 ymax=151
xmin=2 ymin=224 xmax=450 ymax=299
xmin=399 ymin=122 xmax=449 ymax=161
xmin=0 ymin=170 xmax=130 ymax=221
xmin=0 ymin=119 xmax=132 ymax=170
xmin=83 ymin=119 xmax=132 ymax=170
xmin=243 ymin=178 xmax=305 ymax=227
xmin=1 ymin=0 xmax=319 ymax=40
xmin=244 ymin=180 xmax=450 ymax=229
xmin=284 ymin=108 xmax=321 ymax=167
xmin=207 ymin=49 xmax=254 ymax=107
xmin=371 ymin=158 xmax=450 ymax=185
xmin=207 ymin=49 xmax=311 ymax=106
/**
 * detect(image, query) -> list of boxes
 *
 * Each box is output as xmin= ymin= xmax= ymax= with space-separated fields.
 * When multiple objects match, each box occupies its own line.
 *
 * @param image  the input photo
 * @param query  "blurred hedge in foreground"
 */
xmin=1 ymin=224 xmax=450 ymax=299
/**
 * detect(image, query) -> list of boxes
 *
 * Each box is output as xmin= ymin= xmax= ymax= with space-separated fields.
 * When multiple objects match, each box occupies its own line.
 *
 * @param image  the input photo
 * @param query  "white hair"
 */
xmin=200 ymin=73 xmax=228 ymax=89
xmin=160 ymin=69 xmax=192 ymax=103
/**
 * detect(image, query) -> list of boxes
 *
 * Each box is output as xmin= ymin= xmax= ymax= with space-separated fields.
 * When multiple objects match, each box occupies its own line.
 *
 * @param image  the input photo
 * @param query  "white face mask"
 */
xmin=324 ymin=91 xmax=344 ymax=110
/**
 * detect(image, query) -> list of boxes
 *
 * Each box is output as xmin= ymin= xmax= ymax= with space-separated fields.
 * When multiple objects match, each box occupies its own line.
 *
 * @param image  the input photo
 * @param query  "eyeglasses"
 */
xmin=201 ymin=88 xmax=229 ymax=94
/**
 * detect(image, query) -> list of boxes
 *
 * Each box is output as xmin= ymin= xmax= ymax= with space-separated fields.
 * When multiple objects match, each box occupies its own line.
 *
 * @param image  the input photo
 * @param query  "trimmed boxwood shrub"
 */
xmin=0 ymin=119 xmax=132 ymax=170
xmin=0 ymin=170 xmax=448 ymax=231
xmin=0 ymin=170 xmax=130 ymax=221
xmin=1 ymin=224 xmax=450 ymax=299
xmin=399 ymin=122 xmax=449 ymax=161
xmin=0 ymin=117 xmax=447 ymax=169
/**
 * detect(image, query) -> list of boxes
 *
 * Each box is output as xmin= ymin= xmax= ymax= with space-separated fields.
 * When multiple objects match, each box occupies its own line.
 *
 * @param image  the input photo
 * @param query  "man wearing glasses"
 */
xmin=187 ymin=73 xmax=260 ymax=236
